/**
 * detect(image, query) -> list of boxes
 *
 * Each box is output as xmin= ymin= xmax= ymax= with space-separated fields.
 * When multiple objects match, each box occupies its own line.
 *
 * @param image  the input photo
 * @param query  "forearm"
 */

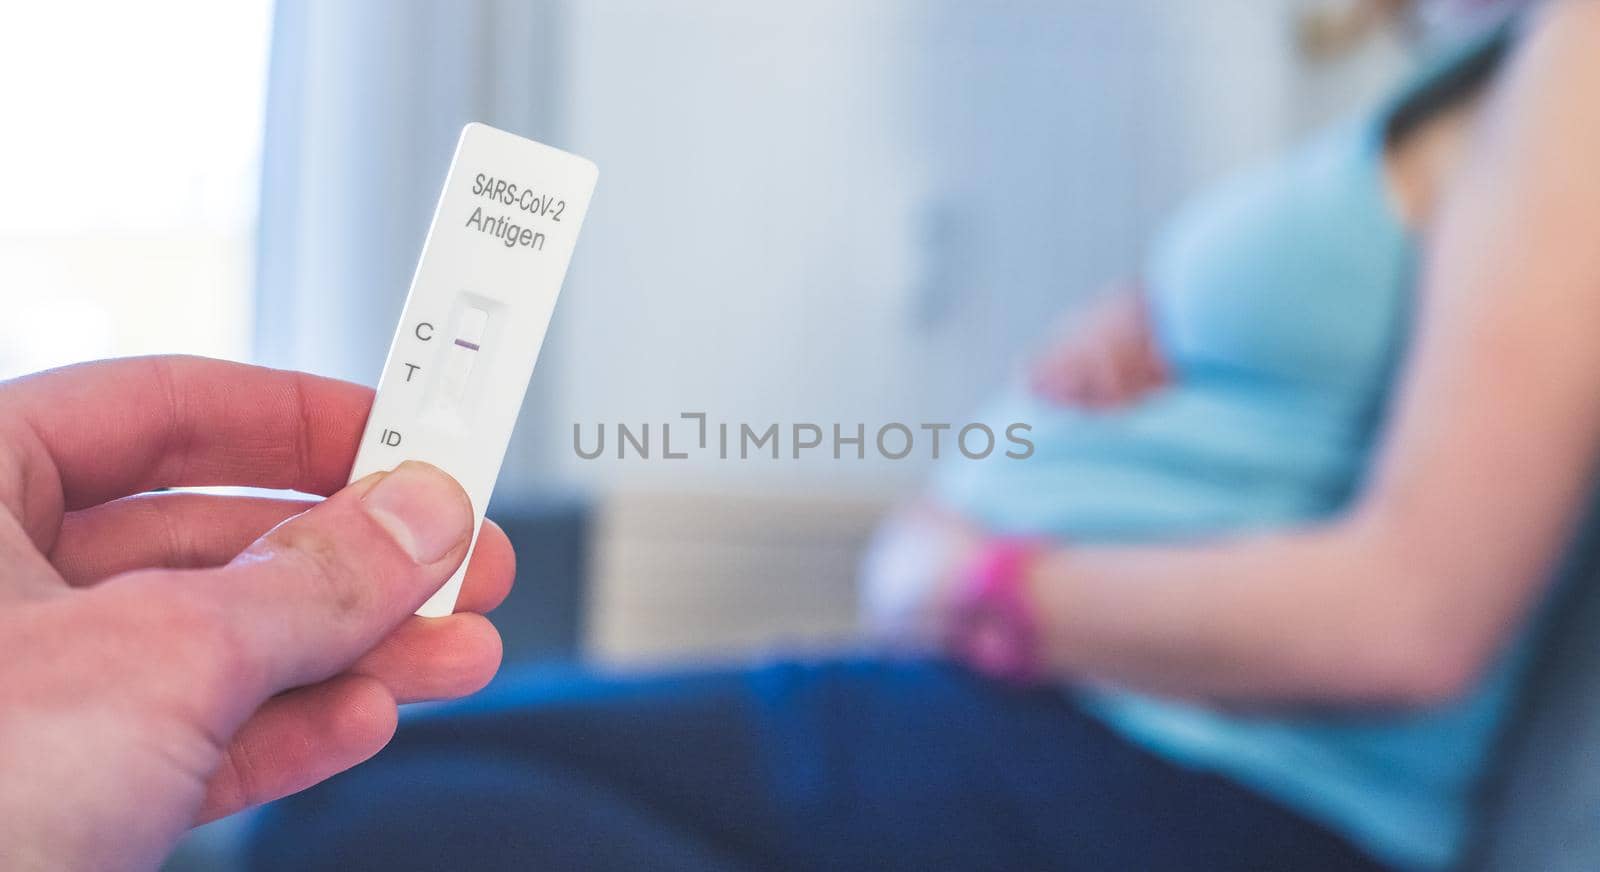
xmin=1023 ymin=518 xmax=1455 ymax=705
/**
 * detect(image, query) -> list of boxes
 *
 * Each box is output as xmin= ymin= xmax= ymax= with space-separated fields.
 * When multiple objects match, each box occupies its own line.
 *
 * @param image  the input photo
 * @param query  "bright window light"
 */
xmin=0 ymin=1 xmax=273 ymax=378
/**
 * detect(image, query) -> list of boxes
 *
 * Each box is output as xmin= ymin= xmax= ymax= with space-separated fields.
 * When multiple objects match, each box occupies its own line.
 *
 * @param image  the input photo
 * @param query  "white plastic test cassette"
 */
xmin=350 ymin=123 xmax=598 ymax=617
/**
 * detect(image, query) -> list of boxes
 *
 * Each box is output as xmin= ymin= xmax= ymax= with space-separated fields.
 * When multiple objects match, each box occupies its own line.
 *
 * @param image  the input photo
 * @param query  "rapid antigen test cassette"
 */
xmin=349 ymin=123 xmax=598 ymax=617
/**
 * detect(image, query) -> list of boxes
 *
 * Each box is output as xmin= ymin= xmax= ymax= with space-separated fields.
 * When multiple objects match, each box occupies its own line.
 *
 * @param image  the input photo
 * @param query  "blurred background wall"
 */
xmin=253 ymin=0 xmax=1408 ymax=498
xmin=0 ymin=0 xmax=1411 ymax=662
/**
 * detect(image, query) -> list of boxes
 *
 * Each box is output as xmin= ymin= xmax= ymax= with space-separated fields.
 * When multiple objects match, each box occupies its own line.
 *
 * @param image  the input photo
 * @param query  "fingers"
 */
xmin=51 ymin=494 xmax=312 ymax=584
xmin=1029 ymin=348 xmax=1103 ymax=406
xmin=49 ymin=492 xmax=518 ymax=613
xmin=0 ymin=511 xmax=64 ymax=597
xmin=455 ymin=519 xmax=516 ymax=614
xmin=177 ymin=461 xmax=475 ymax=698
xmin=196 ymin=674 xmax=397 ymax=824
xmin=1028 ymin=344 xmax=1086 ymax=404
xmin=351 ymin=612 xmax=503 ymax=704
xmin=1027 ymin=333 xmax=1170 ymax=408
xmin=1027 ymin=280 xmax=1171 ymax=409
xmin=194 ymin=617 xmax=504 ymax=823
xmin=4 ymin=356 xmax=373 ymax=513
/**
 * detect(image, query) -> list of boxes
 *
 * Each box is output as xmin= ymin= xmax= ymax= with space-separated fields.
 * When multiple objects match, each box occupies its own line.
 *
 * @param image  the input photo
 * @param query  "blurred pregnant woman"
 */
xmin=251 ymin=2 xmax=1600 ymax=870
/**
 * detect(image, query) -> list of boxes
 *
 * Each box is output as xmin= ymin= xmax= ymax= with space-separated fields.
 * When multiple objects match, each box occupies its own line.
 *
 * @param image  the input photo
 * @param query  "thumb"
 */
xmin=185 ymin=460 xmax=473 ymax=701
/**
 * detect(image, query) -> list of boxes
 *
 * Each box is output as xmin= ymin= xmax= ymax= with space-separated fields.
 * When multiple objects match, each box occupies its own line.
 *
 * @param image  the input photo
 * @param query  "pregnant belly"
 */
xmin=932 ymin=381 xmax=1372 ymax=543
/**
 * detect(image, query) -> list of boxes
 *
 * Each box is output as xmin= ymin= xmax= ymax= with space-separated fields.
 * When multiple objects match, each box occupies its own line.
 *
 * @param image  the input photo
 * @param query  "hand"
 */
xmin=1028 ymin=280 xmax=1169 ymax=409
xmin=860 ymin=502 xmax=985 ymax=650
xmin=0 ymin=356 xmax=516 ymax=871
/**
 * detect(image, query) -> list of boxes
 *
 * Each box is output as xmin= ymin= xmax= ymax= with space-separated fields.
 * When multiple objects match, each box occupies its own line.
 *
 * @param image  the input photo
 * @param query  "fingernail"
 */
xmin=361 ymin=461 xmax=471 ymax=563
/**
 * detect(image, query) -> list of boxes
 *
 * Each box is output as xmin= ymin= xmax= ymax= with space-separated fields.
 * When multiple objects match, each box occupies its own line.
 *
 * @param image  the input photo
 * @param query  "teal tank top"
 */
xmin=933 ymin=31 xmax=1527 ymax=872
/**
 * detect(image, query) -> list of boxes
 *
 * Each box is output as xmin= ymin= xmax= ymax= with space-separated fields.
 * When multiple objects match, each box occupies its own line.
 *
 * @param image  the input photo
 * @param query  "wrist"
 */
xmin=944 ymin=536 xmax=1048 ymax=684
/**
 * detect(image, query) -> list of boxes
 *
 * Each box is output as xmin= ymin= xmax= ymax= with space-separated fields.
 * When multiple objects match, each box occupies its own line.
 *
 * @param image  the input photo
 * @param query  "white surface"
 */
xmin=349 ymin=123 xmax=598 ymax=617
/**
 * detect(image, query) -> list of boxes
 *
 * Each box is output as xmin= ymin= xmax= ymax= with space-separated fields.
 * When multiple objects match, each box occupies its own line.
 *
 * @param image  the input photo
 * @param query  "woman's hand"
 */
xmin=1027 ymin=280 xmax=1169 ymax=409
xmin=0 ymin=356 xmax=516 ymax=871
xmin=859 ymin=502 xmax=984 ymax=650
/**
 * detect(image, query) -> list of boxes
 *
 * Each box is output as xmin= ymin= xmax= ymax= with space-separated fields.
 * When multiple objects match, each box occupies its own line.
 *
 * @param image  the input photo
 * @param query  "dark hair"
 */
xmin=1383 ymin=21 xmax=1516 ymax=147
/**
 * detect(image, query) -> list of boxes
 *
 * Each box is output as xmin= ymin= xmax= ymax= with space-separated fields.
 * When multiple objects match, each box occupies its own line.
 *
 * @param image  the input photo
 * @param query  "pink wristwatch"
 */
xmin=945 ymin=537 xmax=1045 ymax=685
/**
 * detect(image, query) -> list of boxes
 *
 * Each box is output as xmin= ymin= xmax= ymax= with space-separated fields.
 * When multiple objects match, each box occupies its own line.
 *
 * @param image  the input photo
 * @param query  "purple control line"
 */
xmin=454 ymin=338 xmax=480 ymax=351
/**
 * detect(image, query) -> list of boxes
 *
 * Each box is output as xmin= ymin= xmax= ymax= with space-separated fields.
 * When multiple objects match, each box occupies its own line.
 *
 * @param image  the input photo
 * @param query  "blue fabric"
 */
xmin=934 ymin=115 xmax=1409 ymax=544
xmin=932 ymin=60 xmax=1522 ymax=872
xmin=248 ymin=660 xmax=1391 ymax=871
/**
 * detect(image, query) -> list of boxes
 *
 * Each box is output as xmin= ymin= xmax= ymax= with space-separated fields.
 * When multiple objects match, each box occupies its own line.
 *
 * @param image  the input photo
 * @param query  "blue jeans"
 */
xmin=247 ymin=659 xmax=1390 ymax=871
